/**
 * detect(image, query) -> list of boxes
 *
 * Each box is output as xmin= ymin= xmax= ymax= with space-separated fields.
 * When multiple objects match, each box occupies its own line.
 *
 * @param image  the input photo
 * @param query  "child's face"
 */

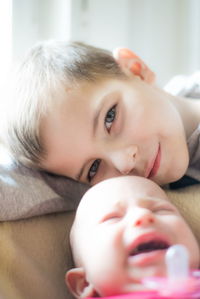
xmin=41 ymin=76 xmax=189 ymax=186
xmin=69 ymin=176 xmax=199 ymax=297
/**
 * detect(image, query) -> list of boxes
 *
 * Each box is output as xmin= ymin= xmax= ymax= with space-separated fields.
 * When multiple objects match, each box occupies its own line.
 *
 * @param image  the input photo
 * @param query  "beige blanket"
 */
xmin=0 ymin=211 xmax=75 ymax=299
xmin=0 ymin=185 xmax=200 ymax=299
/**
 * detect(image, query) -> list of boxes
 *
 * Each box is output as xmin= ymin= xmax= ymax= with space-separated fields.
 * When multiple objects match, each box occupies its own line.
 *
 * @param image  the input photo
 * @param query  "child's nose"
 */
xmin=108 ymin=145 xmax=138 ymax=175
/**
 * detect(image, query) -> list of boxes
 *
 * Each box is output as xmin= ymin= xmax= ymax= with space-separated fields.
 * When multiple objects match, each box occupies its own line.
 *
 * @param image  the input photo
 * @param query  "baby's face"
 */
xmin=41 ymin=76 xmax=189 ymax=186
xmin=73 ymin=176 xmax=199 ymax=297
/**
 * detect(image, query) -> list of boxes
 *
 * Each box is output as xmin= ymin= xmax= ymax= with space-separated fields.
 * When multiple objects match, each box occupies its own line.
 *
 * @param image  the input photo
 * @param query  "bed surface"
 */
xmin=0 ymin=185 xmax=200 ymax=299
xmin=0 ymin=211 xmax=74 ymax=299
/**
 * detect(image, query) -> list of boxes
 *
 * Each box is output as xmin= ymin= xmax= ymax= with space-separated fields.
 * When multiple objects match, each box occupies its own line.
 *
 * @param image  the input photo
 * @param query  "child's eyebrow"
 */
xmin=93 ymin=102 xmax=102 ymax=136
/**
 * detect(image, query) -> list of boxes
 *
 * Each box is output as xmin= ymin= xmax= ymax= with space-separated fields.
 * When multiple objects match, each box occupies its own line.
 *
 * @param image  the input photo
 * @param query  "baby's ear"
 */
xmin=65 ymin=268 xmax=98 ymax=298
xmin=113 ymin=48 xmax=155 ymax=84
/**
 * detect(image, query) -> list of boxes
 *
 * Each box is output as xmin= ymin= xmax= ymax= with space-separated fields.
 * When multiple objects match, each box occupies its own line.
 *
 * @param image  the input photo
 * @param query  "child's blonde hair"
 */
xmin=2 ymin=40 xmax=125 ymax=168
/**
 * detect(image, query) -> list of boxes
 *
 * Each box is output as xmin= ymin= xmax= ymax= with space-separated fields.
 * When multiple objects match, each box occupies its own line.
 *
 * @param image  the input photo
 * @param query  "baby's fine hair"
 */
xmin=1 ymin=40 xmax=125 ymax=168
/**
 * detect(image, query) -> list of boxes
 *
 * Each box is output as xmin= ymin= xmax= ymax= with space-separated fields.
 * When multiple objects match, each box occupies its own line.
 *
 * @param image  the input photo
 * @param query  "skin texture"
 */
xmin=40 ymin=50 xmax=200 ymax=187
xmin=41 ymin=76 xmax=190 ymax=186
xmin=66 ymin=176 xmax=200 ymax=298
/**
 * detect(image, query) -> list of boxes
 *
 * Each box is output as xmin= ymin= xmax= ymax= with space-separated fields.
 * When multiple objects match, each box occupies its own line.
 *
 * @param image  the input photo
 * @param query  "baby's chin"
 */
xmin=121 ymin=281 xmax=150 ymax=293
xmin=123 ymin=265 xmax=167 ymax=293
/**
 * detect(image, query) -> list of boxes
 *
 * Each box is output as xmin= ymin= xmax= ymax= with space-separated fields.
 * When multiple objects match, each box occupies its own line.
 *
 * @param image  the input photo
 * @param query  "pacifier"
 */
xmin=143 ymin=244 xmax=200 ymax=298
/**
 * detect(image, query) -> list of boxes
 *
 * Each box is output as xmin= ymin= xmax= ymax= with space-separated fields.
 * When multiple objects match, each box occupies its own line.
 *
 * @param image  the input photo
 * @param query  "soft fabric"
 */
xmin=0 ymin=211 xmax=75 ymax=299
xmin=87 ymin=291 xmax=159 ymax=299
xmin=0 ymin=146 xmax=88 ymax=220
xmin=164 ymin=71 xmax=200 ymax=98
xmin=186 ymin=125 xmax=200 ymax=181
xmin=0 ymin=185 xmax=200 ymax=299
xmin=166 ymin=185 xmax=200 ymax=246
xmin=165 ymin=71 xmax=200 ymax=183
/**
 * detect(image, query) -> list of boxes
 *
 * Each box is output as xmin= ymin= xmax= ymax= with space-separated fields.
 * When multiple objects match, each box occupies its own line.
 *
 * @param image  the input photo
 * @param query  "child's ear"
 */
xmin=113 ymin=48 xmax=155 ymax=84
xmin=65 ymin=268 xmax=98 ymax=298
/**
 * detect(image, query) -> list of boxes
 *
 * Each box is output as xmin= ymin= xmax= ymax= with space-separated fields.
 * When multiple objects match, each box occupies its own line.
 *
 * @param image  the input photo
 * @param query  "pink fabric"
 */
xmin=88 ymin=291 xmax=166 ymax=298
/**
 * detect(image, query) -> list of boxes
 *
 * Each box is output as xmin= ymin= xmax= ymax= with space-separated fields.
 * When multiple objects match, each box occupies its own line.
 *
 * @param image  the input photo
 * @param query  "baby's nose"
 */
xmin=123 ymin=210 xmax=155 ymax=246
xmin=134 ymin=214 xmax=155 ymax=226
xmin=132 ymin=208 xmax=155 ymax=227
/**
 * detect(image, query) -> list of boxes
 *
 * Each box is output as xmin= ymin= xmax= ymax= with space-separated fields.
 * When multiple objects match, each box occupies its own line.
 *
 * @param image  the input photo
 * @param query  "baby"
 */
xmin=66 ymin=176 xmax=200 ymax=298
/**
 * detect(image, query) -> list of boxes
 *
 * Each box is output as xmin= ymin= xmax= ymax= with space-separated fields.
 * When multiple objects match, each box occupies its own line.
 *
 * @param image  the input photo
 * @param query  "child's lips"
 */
xmin=146 ymin=144 xmax=161 ymax=179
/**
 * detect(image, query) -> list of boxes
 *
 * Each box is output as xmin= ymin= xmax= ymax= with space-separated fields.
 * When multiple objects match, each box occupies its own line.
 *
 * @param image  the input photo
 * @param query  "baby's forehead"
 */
xmin=78 ymin=176 xmax=168 ymax=213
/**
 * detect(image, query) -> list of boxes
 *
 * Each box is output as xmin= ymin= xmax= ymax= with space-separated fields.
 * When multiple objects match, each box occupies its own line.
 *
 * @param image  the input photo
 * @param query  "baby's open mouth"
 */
xmin=130 ymin=240 xmax=170 ymax=256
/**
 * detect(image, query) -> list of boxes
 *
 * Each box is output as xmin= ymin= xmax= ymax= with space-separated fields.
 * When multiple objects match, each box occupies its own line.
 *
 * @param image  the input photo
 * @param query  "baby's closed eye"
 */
xmin=152 ymin=203 xmax=176 ymax=214
xmin=100 ymin=211 xmax=123 ymax=224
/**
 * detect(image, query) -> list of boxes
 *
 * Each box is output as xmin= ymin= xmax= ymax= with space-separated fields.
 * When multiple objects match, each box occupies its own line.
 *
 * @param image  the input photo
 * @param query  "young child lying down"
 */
xmin=66 ymin=176 xmax=200 ymax=298
xmin=3 ymin=40 xmax=200 ymax=188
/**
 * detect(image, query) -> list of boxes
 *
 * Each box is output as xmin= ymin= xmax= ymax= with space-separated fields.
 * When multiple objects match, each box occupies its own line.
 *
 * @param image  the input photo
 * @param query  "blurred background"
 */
xmin=1 ymin=0 xmax=200 ymax=87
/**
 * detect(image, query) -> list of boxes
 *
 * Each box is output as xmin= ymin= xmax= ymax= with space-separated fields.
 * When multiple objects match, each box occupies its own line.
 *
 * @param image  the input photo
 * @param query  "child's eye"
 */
xmin=87 ymin=159 xmax=101 ymax=182
xmin=104 ymin=105 xmax=116 ymax=132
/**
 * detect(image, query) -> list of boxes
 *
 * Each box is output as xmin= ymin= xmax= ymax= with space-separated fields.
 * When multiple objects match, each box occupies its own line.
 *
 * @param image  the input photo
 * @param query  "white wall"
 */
xmin=70 ymin=0 xmax=200 ymax=85
xmin=71 ymin=0 xmax=130 ymax=49
xmin=186 ymin=0 xmax=200 ymax=73
xmin=11 ymin=0 xmax=200 ymax=85
xmin=12 ymin=0 xmax=72 ymax=62
xmin=0 ymin=0 xmax=12 ymax=87
xmin=127 ymin=0 xmax=200 ymax=85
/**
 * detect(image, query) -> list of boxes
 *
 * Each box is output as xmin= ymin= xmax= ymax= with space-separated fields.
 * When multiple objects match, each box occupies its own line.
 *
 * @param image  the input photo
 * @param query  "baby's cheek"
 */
xmin=91 ymin=236 xmax=127 ymax=295
xmin=94 ymin=268 xmax=128 ymax=297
